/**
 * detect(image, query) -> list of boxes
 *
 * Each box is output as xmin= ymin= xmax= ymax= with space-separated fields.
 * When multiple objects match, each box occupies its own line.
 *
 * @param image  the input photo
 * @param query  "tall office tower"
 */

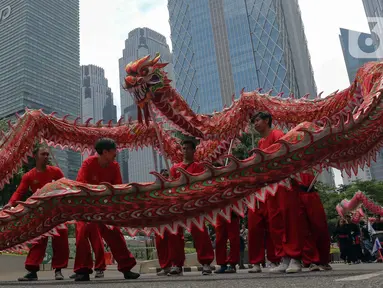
xmin=340 ymin=27 xmax=381 ymax=183
xmin=0 ymin=0 xmax=81 ymax=179
xmin=81 ymin=65 xmax=117 ymax=124
xmin=80 ymin=65 xmax=117 ymax=161
xmin=118 ymin=27 xmax=173 ymax=182
xmin=339 ymin=28 xmax=378 ymax=83
xmin=168 ymin=0 xmax=334 ymax=186
xmin=362 ymin=0 xmax=383 ymax=60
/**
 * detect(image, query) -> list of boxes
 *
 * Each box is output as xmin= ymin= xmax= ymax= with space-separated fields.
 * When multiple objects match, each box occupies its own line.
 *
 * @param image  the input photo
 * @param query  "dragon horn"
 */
xmin=152 ymin=53 xmax=161 ymax=64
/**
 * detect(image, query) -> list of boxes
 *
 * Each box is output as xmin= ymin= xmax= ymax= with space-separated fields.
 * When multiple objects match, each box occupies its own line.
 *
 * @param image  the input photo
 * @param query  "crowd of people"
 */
xmin=4 ymin=111 xmax=336 ymax=282
xmin=333 ymin=215 xmax=383 ymax=264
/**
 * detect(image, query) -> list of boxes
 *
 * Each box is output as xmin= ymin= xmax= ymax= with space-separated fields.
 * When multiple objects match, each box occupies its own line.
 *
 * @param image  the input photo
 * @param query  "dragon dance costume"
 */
xmin=0 ymin=56 xmax=380 ymax=277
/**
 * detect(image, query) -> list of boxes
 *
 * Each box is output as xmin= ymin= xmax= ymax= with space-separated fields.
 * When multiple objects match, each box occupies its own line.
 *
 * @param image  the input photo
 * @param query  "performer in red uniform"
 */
xmin=73 ymin=138 xmax=140 ymax=281
xmin=70 ymin=152 xmax=106 ymax=280
xmin=250 ymin=112 xmax=302 ymax=273
xmin=295 ymin=170 xmax=332 ymax=271
xmin=213 ymin=163 xmax=240 ymax=274
xmin=298 ymin=178 xmax=321 ymax=271
xmin=4 ymin=146 xmax=69 ymax=281
xmin=69 ymin=223 xmax=106 ymax=279
xmin=166 ymin=140 xmax=215 ymax=276
xmin=214 ymin=212 xmax=240 ymax=273
xmin=154 ymin=169 xmax=180 ymax=276
xmin=247 ymin=199 xmax=280 ymax=273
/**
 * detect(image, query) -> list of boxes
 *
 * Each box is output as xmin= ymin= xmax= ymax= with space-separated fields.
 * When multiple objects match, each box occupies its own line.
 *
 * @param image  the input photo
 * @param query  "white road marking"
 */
xmin=336 ymin=271 xmax=383 ymax=281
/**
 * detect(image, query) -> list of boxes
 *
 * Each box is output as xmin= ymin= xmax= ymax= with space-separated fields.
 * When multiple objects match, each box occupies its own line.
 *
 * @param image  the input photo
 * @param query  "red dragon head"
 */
xmin=123 ymin=54 xmax=171 ymax=124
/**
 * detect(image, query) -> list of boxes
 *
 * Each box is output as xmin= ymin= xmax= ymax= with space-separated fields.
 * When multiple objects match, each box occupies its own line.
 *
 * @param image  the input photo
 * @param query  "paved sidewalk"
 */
xmin=0 ymin=263 xmax=383 ymax=288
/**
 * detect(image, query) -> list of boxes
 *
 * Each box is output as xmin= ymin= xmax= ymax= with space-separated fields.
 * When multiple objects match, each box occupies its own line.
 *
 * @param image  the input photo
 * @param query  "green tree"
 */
xmin=232 ymin=130 xmax=261 ymax=160
xmin=315 ymin=179 xmax=383 ymax=235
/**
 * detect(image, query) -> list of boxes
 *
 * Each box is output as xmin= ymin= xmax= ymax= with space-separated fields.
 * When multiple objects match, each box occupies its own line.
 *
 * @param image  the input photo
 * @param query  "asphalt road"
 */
xmin=1 ymin=264 xmax=383 ymax=288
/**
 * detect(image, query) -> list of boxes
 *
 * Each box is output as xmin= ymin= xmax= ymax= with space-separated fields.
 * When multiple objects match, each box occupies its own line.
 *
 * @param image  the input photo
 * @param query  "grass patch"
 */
xmin=185 ymin=247 xmax=196 ymax=254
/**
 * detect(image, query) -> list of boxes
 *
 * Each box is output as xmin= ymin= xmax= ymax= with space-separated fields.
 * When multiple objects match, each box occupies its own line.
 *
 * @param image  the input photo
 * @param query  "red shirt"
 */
xmin=299 ymin=171 xmax=316 ymax=187
xmin=258 ymin=129 xmax=285 ymax=150
xmin=170 ymin=162 xmax=205 ymax=179
xmin=9 ymin=166 xmax=64 ymax=205
xmin=77 ymin=155 xmax=122 ymax=185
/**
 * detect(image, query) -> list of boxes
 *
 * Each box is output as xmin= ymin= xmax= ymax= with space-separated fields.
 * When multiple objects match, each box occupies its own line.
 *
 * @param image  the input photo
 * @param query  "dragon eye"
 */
xmin=139 ymin=66 xmax=152 ymax=76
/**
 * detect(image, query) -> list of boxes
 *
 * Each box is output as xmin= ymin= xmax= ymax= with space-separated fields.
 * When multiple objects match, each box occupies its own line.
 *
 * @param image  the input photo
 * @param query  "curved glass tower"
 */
xmin=168 ymin=0 xmax=317 ymax=114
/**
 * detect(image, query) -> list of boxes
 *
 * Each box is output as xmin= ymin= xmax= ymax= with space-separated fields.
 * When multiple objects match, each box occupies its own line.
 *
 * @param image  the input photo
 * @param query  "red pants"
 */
xmin=300 ymin=193 xmax=320 ymax=265
xmin=156 ymin=228 xmax=185 ymax=268
xmin=248 ymin=201 xmax=280 ymax=264
xmin=74 ymin=222 xmax=136 ymax=274
xmin=86 ymin=223 xmax=106 ymax=271
xmin=25 ymin=228 xmax=69 ymax=272
xmin=267 ymin=186 xmax=302 ymax=259
xmin=300 ymin=192 xmax=331 ymax=264
xmin=215 ymin=215 xmax=240 ymax=266
xmin=157 ymin=225 xmax=214 ymax=267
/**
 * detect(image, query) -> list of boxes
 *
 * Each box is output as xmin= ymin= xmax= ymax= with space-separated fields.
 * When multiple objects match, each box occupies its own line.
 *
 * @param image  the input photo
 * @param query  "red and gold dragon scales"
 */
xmin=0 ymin=54 xmax=382 ymax=252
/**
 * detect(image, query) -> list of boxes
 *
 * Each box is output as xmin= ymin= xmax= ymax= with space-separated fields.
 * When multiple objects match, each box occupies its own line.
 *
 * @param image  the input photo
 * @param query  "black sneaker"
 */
xmin=226 ymin=265 xmax=236 ymax=273
xmin=123 ymin=271 xmax=140 ymax=279
xmin=18 ymin=272 xmax=38 ymax=281
xmin=74 ymin=273 xmax=90 ymax=282
xmin=69 ymin=273 xmax=76 ymax=279
xmin=214 ymin=265 xmax=228 ymax=274
xmin=55 ymin=269 xmax=64 ymax=280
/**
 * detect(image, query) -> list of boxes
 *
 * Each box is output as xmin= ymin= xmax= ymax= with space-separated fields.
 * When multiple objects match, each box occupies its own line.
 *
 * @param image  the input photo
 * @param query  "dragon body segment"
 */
xmin=0 ymin=109 xmax=234 ymax=189
xmin=124 ymin=55 xmax=367 ymax=139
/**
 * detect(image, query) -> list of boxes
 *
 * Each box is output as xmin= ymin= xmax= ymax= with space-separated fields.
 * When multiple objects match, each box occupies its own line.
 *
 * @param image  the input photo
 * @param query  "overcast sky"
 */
xmin=79 ymin=0 xmax=371 ymax=186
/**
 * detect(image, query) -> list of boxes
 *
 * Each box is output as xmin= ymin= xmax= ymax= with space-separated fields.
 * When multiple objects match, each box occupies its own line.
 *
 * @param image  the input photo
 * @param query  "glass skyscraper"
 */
xmin=80 ymin=65 xmax=117 ymax=162
xmin=168 ymin=0 xmax=317 ymax=115
xmin=118 ymin=28 xmax=174 ymax=183
xmin=168 ymin=0 xmax=334 ymax=186
xmin=0 ymin=0 xmax=81 ymax=179
xmin=339 ymin=28 xmax=378 ymax=84
xmin=81 ymin=65 xmax=116 ymax=124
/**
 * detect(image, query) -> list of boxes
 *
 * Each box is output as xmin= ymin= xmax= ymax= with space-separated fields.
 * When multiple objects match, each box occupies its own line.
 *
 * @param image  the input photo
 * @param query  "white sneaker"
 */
xmin=319 ymin=264 xmax=332 ymax=271
xmin=202 ymin=264 xmax=212 ymax=275
xmin=157 ymin=267 xmax=170 ymax=276
xmin=269 ymin=262 xmax=278 ymax=269
xmin=308 ymin=263 xmax=320 ymax=272
xmin=167 ymin=266 xmax=183 ymax=276
xmin=248 ymin=264 xmax=262 ymax=273
xmin=270 ymin=257 xmax=290 ymax=273
xmin=286 ymin=259 xmax=302 ymax=274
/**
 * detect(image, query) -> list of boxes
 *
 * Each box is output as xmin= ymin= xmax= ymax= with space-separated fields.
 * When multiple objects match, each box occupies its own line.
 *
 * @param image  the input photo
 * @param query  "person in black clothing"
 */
xmin=334 ymin=218 xmax=356 ymax=264
xmin=345 ymin=215 xmax=361 ymax=263
xmin=372 ymin=215 xmax=383 ymax=261
xmin=359 ymin=220 xmax=374 ymax=262
xmin=372 ymin=215 xmax=383 ymax=231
